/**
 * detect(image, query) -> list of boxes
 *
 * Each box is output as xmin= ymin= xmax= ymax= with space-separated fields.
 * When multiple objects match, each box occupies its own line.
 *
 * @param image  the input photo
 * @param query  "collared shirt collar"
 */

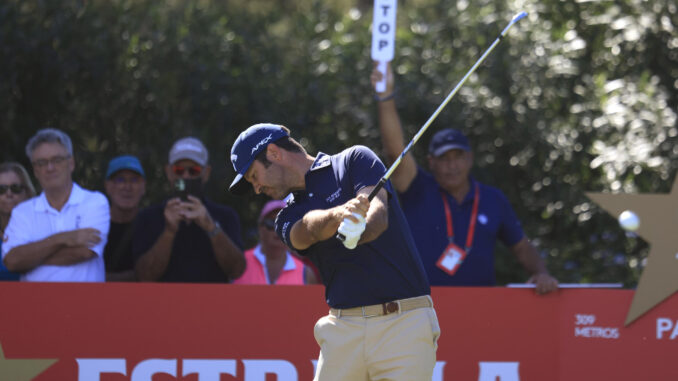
xmin=292 ymin=152 xmax=332 ymax=201
xmin=34 ymin=182 xmax=83 ymax=213
xmin=440 ymin=177 xmax=478 ymax=206
xmin=309 ymin=152 xmax=331 ymax=171
xmin=253 ymin=244 xmax=296 ymax=271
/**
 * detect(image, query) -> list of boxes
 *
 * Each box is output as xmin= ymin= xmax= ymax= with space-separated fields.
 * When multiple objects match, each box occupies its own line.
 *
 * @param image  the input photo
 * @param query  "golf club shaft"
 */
xmin=367 ymin=11 xmax=528 ymax=201
xmin=338 ymin=12 xmax=527 ymax=244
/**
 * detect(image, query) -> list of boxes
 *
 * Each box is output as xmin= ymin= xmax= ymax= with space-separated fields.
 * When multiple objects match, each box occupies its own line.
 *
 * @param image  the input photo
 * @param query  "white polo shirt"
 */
xmin=1 ymin=183 xmax=110 ymax=282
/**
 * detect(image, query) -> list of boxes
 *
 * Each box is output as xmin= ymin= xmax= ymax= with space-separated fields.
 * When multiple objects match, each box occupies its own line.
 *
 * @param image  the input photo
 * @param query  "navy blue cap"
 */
xmin=229 ymin=123 xmax=289 ymax=194
xmin=106 ymin=155 xmax=145 ymax=179
xmin=428 ymin=129 xmax=470 ymax=157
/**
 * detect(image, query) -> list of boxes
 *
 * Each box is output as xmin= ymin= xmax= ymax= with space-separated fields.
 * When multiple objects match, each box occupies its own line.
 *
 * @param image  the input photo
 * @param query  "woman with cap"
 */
xmin=234 ymin=200 xmax=318 ymax=285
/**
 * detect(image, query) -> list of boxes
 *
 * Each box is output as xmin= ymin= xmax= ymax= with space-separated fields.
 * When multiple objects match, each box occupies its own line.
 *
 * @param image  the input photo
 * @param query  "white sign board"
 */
xmin=371 ymin=0 xmax=397 ymax=92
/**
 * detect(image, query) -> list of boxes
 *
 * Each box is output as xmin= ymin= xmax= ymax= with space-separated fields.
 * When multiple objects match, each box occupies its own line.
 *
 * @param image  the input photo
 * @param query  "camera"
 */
xmin=174 ymin=178 xmax=203 ymax=201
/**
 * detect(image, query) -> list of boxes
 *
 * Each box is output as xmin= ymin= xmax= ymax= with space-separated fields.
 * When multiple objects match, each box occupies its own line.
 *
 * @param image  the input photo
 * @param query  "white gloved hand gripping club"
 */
xmin=337 ymin=212 xmax=367 ymax=249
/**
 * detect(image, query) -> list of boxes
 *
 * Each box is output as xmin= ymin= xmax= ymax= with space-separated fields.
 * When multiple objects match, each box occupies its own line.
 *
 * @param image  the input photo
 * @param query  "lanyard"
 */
xmin=440 ymin=183 xmax=480 ymax=251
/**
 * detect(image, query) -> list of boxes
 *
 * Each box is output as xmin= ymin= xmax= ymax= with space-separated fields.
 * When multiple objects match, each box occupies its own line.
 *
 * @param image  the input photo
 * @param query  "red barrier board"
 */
xmin=0 ymin=283 xmax=677 ymax=380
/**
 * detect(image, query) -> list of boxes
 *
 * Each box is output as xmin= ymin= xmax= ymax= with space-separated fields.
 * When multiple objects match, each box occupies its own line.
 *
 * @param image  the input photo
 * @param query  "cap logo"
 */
xmin=231 ymin=154 xmax=238 ymax=163
xmin=251 ymin=133 xmax=273 ymax=155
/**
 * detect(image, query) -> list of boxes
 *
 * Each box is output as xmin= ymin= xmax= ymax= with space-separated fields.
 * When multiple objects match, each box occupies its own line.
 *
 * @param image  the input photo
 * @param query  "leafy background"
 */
xmin=1 ymin=0 xmax=676 ymax=286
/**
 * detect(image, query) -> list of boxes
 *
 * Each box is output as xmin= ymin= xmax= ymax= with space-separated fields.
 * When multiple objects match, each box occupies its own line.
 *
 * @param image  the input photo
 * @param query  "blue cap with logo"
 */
xmin=106 ymin=155 xmax=145 ymax=179
xmin=428 ymin=128 xmax=470 ymax=157
xmin=229 ymin=123 xmax=289 ymax=194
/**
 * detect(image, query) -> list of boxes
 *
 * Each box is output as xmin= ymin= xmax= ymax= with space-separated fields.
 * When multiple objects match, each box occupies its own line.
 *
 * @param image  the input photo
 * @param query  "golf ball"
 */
xmin=618 ymin=210 xmax=639 ymax=231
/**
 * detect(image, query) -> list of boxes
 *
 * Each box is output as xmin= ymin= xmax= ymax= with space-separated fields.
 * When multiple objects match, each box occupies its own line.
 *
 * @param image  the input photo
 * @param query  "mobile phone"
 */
xmin=174 ymin=178 xmax=203 ymax=201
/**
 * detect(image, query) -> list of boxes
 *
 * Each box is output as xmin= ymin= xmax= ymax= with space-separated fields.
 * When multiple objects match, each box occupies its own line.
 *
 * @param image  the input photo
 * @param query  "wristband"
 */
xmin=374 ymin=91 xmax=396 ymax=102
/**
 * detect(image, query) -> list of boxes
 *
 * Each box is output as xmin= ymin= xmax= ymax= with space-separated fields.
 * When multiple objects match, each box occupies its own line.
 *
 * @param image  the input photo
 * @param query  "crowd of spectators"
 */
xmin=1 ymin=123 xmax=555 ymax=290
xmin=0 ymin=128 xmax=309 ymax=285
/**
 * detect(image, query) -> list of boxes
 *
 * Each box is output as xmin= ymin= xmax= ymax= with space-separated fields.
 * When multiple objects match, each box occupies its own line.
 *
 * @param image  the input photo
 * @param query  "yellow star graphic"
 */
xmin=0 ymin=343 xmax=56 ymax=380
xmin=586 ymin=176 xmax=678 ymax=325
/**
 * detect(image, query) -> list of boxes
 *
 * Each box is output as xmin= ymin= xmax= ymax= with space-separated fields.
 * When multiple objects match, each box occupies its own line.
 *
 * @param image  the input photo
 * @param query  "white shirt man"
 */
xmin=3 ymin=183 xmax=109 ymax=281
xmin=1 ymin=128 xmax=109 ymax=282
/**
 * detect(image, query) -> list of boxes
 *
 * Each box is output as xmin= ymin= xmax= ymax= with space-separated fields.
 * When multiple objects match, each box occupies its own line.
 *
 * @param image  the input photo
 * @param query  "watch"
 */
xmin=207 ymin=221 xmax=222 ymax=238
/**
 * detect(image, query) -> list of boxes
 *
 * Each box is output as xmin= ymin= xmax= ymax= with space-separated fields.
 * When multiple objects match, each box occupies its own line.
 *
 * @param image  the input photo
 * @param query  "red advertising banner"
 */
xmin=1 ymin=283 xmax=677 ymax=380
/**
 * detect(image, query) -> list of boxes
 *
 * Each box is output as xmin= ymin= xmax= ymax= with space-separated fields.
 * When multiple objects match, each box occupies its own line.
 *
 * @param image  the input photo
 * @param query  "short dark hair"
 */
xmin=254 ymin=136 xmax=305 ymax=167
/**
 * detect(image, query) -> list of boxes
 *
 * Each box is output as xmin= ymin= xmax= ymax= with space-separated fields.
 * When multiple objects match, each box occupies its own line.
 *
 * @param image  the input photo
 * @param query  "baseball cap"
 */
xmin=229 ymin=123 xmax=289 ymax=195
xmin=259 ymin=199 xmax=287 ymax=221
xmin=169 ymin=137 xmax=209 ymax=166
xmin=428 ymin=128 xmax=470 ymax=157
xmin=105 ymin=155 xmax=145 ymax=179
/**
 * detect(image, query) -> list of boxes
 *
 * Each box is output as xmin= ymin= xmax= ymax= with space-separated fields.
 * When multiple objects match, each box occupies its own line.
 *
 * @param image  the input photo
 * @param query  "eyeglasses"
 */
xmin=32 ymin=155 xmax=70 ymax=169
xmin=0 ymin=184 xmax=26 ymax=195
xmin=260 ymin=219 xmax=275 ymax=230
xmin=172 ymin=164 xmax=203 ymax=177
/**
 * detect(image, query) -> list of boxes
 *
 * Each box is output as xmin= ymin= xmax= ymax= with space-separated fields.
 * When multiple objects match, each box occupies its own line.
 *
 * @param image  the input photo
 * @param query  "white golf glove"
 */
xmin=337 ymin=212 xmax=366 ymax=250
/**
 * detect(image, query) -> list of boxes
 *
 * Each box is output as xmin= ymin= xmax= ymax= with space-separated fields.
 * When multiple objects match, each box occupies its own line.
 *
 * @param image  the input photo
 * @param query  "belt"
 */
xmin=329 ymin=295 xmax=433 ymax=318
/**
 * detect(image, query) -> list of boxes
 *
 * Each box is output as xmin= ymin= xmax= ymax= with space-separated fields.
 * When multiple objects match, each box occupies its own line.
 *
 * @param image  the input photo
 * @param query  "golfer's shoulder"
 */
xmin=337 ymin=145 xmax=382 ymax=165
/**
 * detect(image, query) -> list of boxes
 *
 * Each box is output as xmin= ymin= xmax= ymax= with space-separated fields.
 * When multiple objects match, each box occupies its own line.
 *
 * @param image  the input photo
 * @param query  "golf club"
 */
xmin=338 ymin=11 xmax=528 ymax=244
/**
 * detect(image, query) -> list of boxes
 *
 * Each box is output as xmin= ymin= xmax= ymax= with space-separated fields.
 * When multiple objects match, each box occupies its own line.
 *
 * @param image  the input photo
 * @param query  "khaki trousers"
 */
xmin=313 ymin=303 xmax=440 ymax=381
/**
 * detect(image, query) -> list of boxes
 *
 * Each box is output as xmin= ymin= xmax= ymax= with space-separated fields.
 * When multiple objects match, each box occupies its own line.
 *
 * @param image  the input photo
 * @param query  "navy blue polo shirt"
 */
xmin=399 ymin=167 xmax=524 ymax=286
xmin=276 ymin=146 xmax=430 ymax=309
xmin=132 ymin=198 xmax=244 ymax=282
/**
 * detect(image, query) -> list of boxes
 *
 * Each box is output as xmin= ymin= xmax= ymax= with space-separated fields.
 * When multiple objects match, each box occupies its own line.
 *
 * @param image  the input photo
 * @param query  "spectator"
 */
xmin=2 ymin=128 xmax=110 ymax=282
xmin=133 ymin=137 xmax=245 ymax=282
xmin=0 ymin=162 xmax=37 ymax=281
xmin=234 ymin=200 xmax=319 ymax=285
xmin=372 ymin=63 xmax=558 ymax=294
xmin=103 ymin=155 xmax=146 ymax=281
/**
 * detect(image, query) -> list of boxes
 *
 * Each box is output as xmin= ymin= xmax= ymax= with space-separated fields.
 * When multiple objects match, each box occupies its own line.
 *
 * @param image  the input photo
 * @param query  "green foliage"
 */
xmin=1 ymin=0 xmax=676 ymax=285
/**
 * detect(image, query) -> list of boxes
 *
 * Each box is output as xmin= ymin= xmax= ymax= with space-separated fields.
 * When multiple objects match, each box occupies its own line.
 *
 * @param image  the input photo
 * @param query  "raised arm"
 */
xmin=372 ymin=62 xmax=418 ymax=193
xmin=183 ymin=196 xmax=246 ymax=280
xmin=135 ymin=199 xmax=182 ymax=281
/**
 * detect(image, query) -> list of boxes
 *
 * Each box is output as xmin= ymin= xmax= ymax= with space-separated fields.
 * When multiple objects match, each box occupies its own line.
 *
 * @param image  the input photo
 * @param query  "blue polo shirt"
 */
xmin=276 ymin=146 xmax=430 ymax=309
xmin=399 ymin=167 xmax=524 ymax=286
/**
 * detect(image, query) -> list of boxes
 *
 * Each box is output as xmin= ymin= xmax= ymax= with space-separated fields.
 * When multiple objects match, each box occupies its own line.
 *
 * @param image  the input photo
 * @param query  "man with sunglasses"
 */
xmin=2 ymin=128 xmax=110 ymax=282
xmin=233 ymin=199 xmax=318 ymax=285
xmin=132 ymin=137 xmax=245 ymax=282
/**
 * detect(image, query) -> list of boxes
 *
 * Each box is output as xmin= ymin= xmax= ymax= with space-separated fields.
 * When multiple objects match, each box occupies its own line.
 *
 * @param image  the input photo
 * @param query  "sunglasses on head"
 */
xmin=260 ymin=218 xmax=276 ymax=230
xmin=0 ymin=184 xmax=26 ymax=195
xmin=172 ymin=164 xmax=203 ymax=177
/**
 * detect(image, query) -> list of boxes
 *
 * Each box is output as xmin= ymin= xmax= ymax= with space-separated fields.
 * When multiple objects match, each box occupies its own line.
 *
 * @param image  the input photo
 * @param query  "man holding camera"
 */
xmin=133 ymin=137 xmax=245 ymax=282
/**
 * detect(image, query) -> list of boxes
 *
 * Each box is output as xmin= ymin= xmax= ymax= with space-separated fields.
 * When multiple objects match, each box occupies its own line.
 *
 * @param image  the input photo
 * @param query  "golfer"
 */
xmin=230 ymin=123 xmax=439 ymax=381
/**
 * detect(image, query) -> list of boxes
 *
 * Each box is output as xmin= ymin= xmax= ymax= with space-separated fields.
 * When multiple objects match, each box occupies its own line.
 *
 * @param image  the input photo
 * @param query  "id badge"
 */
xmin=436 ymin=242 xmax=467 ymax=276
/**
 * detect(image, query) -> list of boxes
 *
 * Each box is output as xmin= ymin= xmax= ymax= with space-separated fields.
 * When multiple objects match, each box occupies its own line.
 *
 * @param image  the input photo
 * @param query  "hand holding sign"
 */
xmin=371 ymin=0 xmax=397 ymax=93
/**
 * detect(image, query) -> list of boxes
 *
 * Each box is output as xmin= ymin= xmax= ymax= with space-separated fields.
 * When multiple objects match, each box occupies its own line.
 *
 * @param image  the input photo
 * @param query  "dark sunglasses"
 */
xmin=172 ymin=164 xmax=202 ymax=177
xmin=260 ymin=219 xmax=276 ymax=230
xmin=0 ymin=184 xmax=26 ymax=195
